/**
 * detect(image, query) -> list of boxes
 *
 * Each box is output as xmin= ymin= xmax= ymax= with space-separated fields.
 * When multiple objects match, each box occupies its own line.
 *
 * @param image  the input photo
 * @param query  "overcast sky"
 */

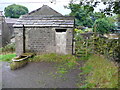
xmin=0 ymin=0 xmax=107 ymax=15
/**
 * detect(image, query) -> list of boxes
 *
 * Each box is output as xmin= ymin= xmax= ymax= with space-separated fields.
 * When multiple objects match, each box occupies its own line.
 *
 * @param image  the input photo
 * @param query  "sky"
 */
xmin=0 ymin=0 xmax=107 ymax=15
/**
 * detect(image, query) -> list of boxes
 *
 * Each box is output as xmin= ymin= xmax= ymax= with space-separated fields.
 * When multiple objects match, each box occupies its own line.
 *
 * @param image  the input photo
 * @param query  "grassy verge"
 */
xmin=79 ymin=54 xmax=118 ymax=88
xmin=0 ymin=53 xmax=16 ymax=62
xmin=29 ymin=53 xmax=78 ymax=74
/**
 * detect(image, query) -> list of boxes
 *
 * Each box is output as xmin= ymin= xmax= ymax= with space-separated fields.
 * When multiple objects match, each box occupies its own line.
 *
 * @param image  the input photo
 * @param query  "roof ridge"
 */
xmin=28 ymin=5 xmax=63 ymax=16
xmin=28 ymin=6 xmax=42 ymax=15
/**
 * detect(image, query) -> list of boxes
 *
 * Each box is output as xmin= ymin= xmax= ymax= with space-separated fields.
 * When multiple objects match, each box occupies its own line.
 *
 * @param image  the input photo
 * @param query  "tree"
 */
xmin=4 ymin=4 xmax=29 ymax=18
xmin=67 ymin=3 xmax=106 ymax=28
xmin=68 ymin=4 xmax=94 ymax=27
xmin=69 ymin=0 xmax=120 ymax=15
xmin=93 ymin=18 xmax=116 ymax=34
xmin=67 ymin=0 xmax=119 ymax=33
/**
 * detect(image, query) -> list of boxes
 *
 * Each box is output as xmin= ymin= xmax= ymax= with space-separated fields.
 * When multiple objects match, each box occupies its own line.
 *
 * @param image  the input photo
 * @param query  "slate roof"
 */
xmin=28 ymin=5 xmax=63 ymax=16
xmin=5 ymin=18 xmax=18 ymax=24
xmin=13 ymin=15 xmax=74 ymax=28
xmin=13 ymin=5 xmax=74 ymax=28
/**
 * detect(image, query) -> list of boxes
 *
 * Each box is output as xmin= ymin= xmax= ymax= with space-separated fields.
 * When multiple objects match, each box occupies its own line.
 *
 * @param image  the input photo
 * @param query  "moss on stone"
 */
xmin=10 ymin=60 xmax=28 ymax=70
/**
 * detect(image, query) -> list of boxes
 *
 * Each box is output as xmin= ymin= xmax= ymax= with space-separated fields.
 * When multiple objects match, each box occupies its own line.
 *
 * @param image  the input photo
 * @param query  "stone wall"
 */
xmin=25 ymin=27 xmax=56 ymax=54
xmin=0 ymin=35 xmax=2 ymax=48
xmin=66 ymin=28 xmax=73 ymax=54
xmin=15 ymin=27 xmax=73 ymax=56
xmin=0 ymin=20 xmax=10 ymax=48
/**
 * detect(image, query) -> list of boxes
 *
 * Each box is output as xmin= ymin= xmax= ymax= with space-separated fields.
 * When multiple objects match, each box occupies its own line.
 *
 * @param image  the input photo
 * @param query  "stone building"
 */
xmin=5 ymin=18 xmax=18 ymax=38
xmin=13 ymin=5 xmax=75 ymax=56
xmin=0 ymin=11 xmax=10 ymax=47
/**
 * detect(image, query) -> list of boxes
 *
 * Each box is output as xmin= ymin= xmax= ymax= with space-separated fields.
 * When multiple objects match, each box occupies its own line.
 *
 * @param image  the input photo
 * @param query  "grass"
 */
xmin=0 ymin=53 xmax=34 ymax=70
xmin=29 ymin=53 xmax=78 ymax=74
xmin=0 ymin=53 xmax=16 ymax=62
xmin=2 ymin=53 xmax=118 ymax=88
xmin=79 ymin=54 xmax=118 ymax=88
xmin=29 ymin=53 xmax=77 ymax=63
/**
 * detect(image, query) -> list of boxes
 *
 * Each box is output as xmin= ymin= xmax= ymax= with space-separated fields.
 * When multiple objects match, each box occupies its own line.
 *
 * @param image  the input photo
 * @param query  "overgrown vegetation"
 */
xmin=79 ymin=54 xmax=118 ymax=88
xmin=0 ymin=43 xmax=15 ymax=54
xmin=94 ymin=35 xmax=120 ymax=62
xmin=75 ymin=28 xmax=119 ymax=88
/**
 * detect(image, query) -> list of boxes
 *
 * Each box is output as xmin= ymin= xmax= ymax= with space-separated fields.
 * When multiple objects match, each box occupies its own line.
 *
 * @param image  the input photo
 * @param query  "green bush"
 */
xmin=93 ymin=18 xmax=115 ymax=34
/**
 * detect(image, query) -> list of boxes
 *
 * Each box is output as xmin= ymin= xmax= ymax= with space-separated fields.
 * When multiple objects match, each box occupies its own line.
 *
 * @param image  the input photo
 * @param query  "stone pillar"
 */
xmin=14 ymin=28 xmax=23 ymax=56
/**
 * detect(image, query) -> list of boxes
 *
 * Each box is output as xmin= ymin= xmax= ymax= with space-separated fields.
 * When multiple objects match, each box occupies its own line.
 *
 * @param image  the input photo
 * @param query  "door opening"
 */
xmin=55 ymin=29 xmax=67 ymax=54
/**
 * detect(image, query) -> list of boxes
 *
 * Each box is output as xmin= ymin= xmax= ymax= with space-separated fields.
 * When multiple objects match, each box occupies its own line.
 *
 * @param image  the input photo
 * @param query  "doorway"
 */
xmin=55 ymin=29 xmax=67 ymax=54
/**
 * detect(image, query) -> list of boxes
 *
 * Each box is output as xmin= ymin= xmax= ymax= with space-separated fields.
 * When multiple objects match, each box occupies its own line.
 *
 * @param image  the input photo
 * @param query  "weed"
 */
xmin=57 ymin=67 xmax=68 ymax=74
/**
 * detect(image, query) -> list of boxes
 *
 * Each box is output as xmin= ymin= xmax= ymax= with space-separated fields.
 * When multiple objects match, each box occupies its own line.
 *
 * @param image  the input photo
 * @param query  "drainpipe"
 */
xmin=72 ymin=17 xmax=75 ymax=55
xmin=23 ymin=24 xmax=25 ymax=53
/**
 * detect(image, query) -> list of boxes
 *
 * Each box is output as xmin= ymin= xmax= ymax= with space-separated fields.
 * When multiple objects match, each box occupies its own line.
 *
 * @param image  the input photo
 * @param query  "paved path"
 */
xmin=2 ymin=61 xmax=84 ymax=88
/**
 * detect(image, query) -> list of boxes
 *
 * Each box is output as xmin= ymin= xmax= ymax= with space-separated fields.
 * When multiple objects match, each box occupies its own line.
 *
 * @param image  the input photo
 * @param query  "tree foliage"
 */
xmin=67 ymin=0 xmax=119 ymax=34
xmin=93 ymin=18 xmax=116 ymax=34
xmin=68 ymin=4 xmax=94 ymax=27
xmin=67 ymin=3 xmax=106 ymax=27
xmin=69 ymin=0 xmax=120 ymax=15
xmin=4 ymin=4 xmax=29 ymax=18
